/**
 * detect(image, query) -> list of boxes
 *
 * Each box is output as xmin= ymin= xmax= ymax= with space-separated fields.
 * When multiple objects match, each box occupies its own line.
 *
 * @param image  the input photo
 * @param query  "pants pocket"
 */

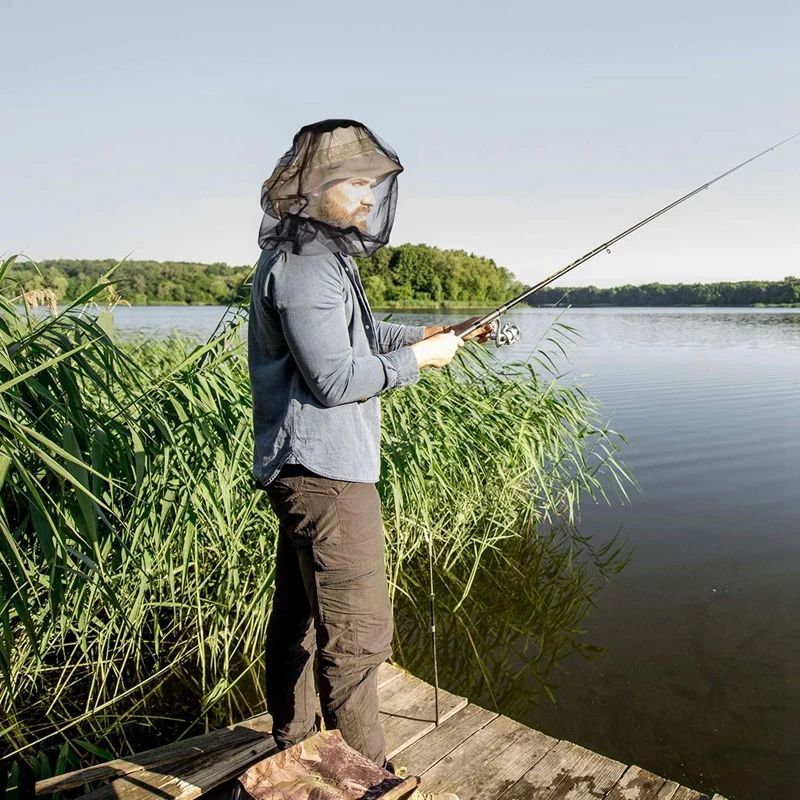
xmin=315 ymin=563 xmax=393 ymax=665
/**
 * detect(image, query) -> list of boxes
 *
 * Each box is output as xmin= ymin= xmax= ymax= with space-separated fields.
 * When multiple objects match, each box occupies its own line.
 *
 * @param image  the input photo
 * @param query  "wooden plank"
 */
xmin=556 ymin=749 xmax=628 ymax=799
xmin=500 ymin=740 xmax=626 ymax=800
xmin=379 ymin=670 xmax=467 ymax=758
xmin=655 ymin=781 xmax=680 ymax=800
xmin=710 ymin=795 xmax=730 ymax=800
xmin=417 ymin=715 xmax=557 ymax=800
xmin=606 ymin=765 xmax=666 ymax=800
xmin=81 ymin=736 xmax=275 ymax=800
xmin=377 ymin=661 xmax=405 ymax=690
xmin=392 ymin=703 xmax=498 ymax=775
xmin=35 ymin=713 xmax=273 ymax=795
xmin=197 ymin=779 xmax=237 ymax=800
xmin=496 ymin=740 xmax=584 ymax=800
xmin=673 ymin=787 xmax=710 ymax=800
xmin=159 ymin=737 xmax=275 ymax=800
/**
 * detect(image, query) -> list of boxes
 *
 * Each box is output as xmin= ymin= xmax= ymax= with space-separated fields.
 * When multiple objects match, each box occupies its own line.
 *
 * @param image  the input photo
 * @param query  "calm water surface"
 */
xmin=114 ymin=306 xmax=800 ymax=800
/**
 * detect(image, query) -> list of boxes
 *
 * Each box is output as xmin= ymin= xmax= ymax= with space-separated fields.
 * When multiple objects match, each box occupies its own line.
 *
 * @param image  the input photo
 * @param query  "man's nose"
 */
xmin=362 ymin=190 xmax=375 ymax=208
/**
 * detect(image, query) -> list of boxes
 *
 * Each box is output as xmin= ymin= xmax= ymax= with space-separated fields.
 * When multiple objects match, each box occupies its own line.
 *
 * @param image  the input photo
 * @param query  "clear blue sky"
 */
xmin=2 ymin=0 xmax=798 ymax=287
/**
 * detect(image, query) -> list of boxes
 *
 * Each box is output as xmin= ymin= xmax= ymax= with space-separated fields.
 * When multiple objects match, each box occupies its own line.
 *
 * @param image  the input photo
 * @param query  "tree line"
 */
xmin=2 ymin=244 xmax=524 ymax=307
xmin=3 ymin=258 xmax=251 ymax=306
xmin=357 ymin=243 xmax=524 ymax=305
xmin=527 ymin=278 xmax=800 ymax=307
xmin=4 ymin=249 xmax=797 ymax=307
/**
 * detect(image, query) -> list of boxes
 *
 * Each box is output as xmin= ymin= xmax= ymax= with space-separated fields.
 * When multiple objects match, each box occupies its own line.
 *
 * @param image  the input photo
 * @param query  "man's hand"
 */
xmin=410 ymin=331 xmax=464 ymax=369
xmin=424 ymin=317 xmax=493 ymax=344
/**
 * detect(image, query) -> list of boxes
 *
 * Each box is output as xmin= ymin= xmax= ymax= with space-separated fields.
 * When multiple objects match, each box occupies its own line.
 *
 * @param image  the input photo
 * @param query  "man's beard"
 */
xmin=318 ymin=194 xmax=369 ymax=233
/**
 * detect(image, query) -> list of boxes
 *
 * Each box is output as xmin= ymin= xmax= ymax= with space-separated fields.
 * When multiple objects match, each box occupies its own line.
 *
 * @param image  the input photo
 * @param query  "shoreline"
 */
xmin=50 ymin=301 xmax=800 ymax=310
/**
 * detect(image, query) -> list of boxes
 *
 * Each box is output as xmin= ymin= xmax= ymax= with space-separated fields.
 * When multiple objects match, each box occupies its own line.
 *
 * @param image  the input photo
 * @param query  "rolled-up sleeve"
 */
xmin=268 ymin=256 xmax=419 ymax=407
xmin=377 ymin=346 xmax=420 ymax=389
xmin=373 ymin=317 xmax=426 ymax=354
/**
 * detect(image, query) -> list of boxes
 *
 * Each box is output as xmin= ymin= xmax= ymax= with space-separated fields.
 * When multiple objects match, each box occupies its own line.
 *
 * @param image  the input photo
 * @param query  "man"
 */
xmin=248 ymin=119 xmax=490 ymax=799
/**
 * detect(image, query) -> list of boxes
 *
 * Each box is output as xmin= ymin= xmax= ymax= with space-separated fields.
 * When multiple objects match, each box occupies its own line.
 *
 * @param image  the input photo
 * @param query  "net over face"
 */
xmin=258 ymin=119 xmax=403 ymax=257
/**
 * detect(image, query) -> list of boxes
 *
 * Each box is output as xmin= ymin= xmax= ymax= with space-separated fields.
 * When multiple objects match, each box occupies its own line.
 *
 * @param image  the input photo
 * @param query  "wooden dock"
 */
xmin=36 ymin=662 xmax=729 ymax=800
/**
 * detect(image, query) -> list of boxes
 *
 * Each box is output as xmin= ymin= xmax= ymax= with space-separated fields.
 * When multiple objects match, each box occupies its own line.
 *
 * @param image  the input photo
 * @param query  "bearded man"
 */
xmin=248 ymin=120 xmax=490 ymax=798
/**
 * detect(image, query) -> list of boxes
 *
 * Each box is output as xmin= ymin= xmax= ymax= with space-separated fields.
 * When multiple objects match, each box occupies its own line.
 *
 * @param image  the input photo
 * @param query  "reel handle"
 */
xmin=490 ymin=319 xmax=521 ymax=347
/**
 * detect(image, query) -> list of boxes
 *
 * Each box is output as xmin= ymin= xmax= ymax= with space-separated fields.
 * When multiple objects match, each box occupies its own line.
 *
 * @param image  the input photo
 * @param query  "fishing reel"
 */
xmin=489 ymin=318 xmax=521 ymax=347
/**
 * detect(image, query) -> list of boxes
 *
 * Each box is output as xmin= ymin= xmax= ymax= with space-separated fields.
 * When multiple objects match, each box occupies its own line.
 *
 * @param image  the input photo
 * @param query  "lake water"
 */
xmin=112 ymin=305 xmax=800 ymax=799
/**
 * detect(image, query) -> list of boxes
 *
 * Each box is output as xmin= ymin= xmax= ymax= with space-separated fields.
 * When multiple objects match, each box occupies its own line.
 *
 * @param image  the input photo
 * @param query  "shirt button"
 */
xmin=365 ymin=324 xmax=371 ymax=330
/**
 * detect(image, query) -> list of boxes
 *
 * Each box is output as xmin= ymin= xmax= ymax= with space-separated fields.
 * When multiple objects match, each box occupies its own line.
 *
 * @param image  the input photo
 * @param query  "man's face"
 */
xmin=316 ymin=177 xmax=376 ymax=233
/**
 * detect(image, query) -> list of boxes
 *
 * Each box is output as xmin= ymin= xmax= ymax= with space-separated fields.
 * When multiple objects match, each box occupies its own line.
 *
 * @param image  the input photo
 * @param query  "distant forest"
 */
xmin=3 ymin=248 xmax=798 ymax=307
xmin=528 ymin=278 xmax=800 ymax=307
xmin=3 ymin=244 xmax=523 ymax=307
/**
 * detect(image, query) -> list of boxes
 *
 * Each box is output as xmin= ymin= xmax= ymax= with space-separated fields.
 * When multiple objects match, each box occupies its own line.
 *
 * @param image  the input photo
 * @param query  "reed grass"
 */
xmin=0 ymin=254 xmax=632 ymax=790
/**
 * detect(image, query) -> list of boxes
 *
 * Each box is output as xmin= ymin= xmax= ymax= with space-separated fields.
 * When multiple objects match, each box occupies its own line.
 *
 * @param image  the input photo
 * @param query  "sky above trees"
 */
xmin=2 ymin=0 xmax=798 ymax=287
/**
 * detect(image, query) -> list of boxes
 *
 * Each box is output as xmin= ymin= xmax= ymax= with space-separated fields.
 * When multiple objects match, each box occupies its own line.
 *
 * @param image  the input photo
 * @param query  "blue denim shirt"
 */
xmin=248 ymin=240 xmax=426 ymax=486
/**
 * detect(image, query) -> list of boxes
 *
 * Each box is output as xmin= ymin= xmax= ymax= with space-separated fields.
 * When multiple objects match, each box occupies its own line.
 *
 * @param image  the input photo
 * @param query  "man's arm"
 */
xmin=270 ymin=257 xmax=420 ymax=407
xmin=372 ymin=317 xmax=426 ymax=354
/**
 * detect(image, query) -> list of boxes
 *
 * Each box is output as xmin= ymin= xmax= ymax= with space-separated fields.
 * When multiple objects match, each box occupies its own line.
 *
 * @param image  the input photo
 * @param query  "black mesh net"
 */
xmin=258 ymin=119 xmax=403 ymax=258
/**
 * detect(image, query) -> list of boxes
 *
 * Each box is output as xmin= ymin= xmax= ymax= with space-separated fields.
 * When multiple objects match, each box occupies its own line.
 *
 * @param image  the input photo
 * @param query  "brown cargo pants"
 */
xmin=263 ymin=464 xmax=393 ymax=767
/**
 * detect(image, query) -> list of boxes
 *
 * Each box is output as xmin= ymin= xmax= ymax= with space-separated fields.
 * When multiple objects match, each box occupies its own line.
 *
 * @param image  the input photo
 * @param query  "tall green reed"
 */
xmin=0 ymin=254 xmax=632 ymax=784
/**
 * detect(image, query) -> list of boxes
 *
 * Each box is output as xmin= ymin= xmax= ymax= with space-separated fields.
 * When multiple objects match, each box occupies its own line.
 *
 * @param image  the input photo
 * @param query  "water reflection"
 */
xmin=392 ymin=522 xmax=629 ymax=717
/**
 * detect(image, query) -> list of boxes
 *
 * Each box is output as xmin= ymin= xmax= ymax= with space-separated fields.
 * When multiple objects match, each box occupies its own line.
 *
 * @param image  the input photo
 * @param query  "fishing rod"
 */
xmin=419 ymin=130 xmax=799 ymax=726
xmin=452 ymin=131 xmax=800 ymax=345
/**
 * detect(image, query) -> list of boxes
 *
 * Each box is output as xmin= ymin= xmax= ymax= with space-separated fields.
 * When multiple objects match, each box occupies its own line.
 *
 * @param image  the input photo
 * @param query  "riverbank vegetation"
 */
xmin=6 ymin=251 xmax=798 ymax=310
xmin=4 ymin=244 xmax=523 ymax=308
xmin=531 ymin=277 xmax=800 ymax=307
xmin=0 ymin=254 xmax=631 ymax=793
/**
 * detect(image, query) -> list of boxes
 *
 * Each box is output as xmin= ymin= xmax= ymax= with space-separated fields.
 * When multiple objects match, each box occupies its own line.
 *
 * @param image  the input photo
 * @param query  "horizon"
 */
xmin=13 ymin=250 xmax=799 ymax=291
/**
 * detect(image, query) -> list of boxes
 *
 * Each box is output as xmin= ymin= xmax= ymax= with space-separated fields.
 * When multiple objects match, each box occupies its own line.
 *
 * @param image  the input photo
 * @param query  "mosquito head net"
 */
xmin=258 ymin=119 xmax=403 ymax=257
